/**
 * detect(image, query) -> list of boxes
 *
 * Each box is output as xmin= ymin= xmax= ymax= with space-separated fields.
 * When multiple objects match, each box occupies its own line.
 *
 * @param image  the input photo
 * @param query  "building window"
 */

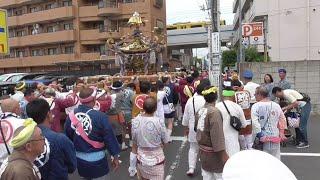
xmin=156 ymin=19 xmax=164 ymax=30
xmin=16 ymin=51 xmax=25 ymax=58
xmin=154 ymin=0 xmax=163 ymax=8
xmin=92 ymin=22 xmax=104 ymax=29
xmin=45 ymin=4 xmax=54 ymax=10
xmin=100 ymin=45 xmax=106 ymax=54
xmin=65 ymin=46 xmax=74 ymax=54
xmin=122 ymin=0 xmax=134 ymax=3
xmin=47 ymin=26 xmax=56 ymax=33
xmin=64 ymin=23 xmax=73 ymax=30
xmin=16 ymin=30 xmax=26 ymax=37
xmin=89 ymin=46 xmax=101 ymax=53
xmin=62 ymin=0 xmax=72 ymax=6
xmin=29 ymin=7 xmax=38 ymax=13
xmin=14 ymin=9 xmax=23 ymax=16
xmin=119 ymin=19 xmax=129 ymax=27
xmin=9 ymin=30 xmax=15 ymax=38
xmin=7 ymin=9 xmax=13 ymax=17
xmin=31 ymin=49 xmax=43 ymax=56
xmin=10 ymin=49 xmax=15 ymax=58
xmin=48 ymin=48 xmax=57 ymax=55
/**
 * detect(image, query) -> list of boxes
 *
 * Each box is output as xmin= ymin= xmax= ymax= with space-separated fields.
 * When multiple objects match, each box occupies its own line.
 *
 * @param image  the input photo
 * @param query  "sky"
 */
xmin=166 ymin=0 xmax=234 ymax=25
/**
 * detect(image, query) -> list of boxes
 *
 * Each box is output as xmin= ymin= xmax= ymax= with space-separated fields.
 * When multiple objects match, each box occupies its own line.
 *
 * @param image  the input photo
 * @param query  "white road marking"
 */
xmin=165 ymin=137 xmax=188 ymax=180
xmin=281 ymin=153 xmax=320 ymax=157
xmin=171 ymin=136 xmax=320 ymax=157
xmin=170 ymin=136 xmax=187 ymax=141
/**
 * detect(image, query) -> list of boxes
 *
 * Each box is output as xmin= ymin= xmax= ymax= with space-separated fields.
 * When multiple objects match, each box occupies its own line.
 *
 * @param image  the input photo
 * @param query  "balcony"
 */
xmin=233 ymin=12 xmax=240 ymax=29
xmin=0 ymin=54 xmax=75 ymax=68
xmin=120 ymin=1 xmax=147 ymax=14
xmin=80 ymin=29 xmax=121 ymax=43
xmin=98 ymin=2 xmax=121 ymax=16
xmin=99 ymin=30 xmax=121 ymax=40
xmin=0 ymin=0 xmax=31 ymax=8
xmin=81 ymin=53 xmax=101 ymax=60
xmin=8 ymin=6 xmax=74 ymax=27
xmin=9 ymin=30 xmax=76 ymax=47
xmin=79 ymin=6 xmax=103 ymax=22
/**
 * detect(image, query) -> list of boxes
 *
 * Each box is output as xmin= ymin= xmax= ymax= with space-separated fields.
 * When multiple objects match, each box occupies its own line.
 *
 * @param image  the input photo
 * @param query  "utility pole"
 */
xmin=239 ymin=0 xmax=244 ymax=63
xmin=263 ymin=16 xmax=268 ymax=62
xmin=210 ymin=0 xmax=222 ymax=94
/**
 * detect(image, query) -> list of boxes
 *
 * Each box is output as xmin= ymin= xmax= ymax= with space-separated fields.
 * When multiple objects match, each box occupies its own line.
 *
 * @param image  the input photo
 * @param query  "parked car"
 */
xmin=0 ymin=73 xmax=28 ymax=83
xmin=0 ymin=82 xmax=16 ymax=97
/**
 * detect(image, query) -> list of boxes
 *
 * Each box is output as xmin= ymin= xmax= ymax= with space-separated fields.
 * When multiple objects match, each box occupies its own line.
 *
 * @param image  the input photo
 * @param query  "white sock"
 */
xmin=129 ymin=152 xmax=137 ymax=169
xmin=167 ymin=129 xmax=172 ymax=137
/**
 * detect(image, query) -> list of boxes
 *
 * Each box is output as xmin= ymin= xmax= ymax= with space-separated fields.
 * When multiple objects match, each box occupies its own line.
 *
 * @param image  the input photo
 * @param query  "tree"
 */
xmin=245 ymin=47 xmax=268 ymax=62
xmin=192 ymin=57 xmax=202 ymax=68
xmin=222 ymin=49 xmax=237 ymax=69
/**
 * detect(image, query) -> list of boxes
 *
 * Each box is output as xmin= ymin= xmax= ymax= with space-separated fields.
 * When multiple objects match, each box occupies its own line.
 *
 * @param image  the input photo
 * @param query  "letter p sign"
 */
xmin=242 ymin=24 xmax=253 ymax=37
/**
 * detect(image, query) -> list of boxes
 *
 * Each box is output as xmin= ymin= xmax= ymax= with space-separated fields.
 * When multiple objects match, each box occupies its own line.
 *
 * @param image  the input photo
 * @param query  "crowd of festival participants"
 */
xmin=0 ymin=68 xmax=309 ymax=180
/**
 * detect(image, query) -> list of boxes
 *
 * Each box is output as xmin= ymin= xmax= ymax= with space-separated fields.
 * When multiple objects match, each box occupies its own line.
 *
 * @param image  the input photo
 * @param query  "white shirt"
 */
xmin=244 ymin=81 xmax=260 ymax=103
xmin=132 ymin=115 xmax=169 ymax=148
xmin=251 ymin=101 xmax=284 ymax=137
xmin=10 ymin=91 xmax=24 ymax=102
xmin=216 ymin=100 xmax=247 ymax=157
xmin=182 ymin=93 xmax=206 ymax=142
xmin=0 ymin=113 xmax=24 ymax=163
xmin=283 ymin=89 xmax=306 ymax=107
xmin=156 ymin=90 xmax=165 ymax=120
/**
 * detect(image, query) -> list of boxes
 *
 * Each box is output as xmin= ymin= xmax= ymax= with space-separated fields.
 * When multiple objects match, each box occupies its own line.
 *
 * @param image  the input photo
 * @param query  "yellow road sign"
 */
xmin=0 ymin=9 xmax=9 ymax=55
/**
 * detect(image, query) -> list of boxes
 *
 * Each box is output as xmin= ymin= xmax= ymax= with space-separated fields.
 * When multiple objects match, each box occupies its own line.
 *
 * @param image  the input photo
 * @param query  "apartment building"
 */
xmin=233 ymin=0 xmax=320 ymax=61
xmin=0 ymin=0 xmax=166 ymax=74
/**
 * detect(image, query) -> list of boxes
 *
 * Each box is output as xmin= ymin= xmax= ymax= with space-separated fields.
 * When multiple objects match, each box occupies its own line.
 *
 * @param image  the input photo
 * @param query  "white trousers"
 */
xmin=263 ymin=142 xmax=281 ymax=160
xmin=188 ymin=142 xmax=199 ymax=169
xmin=201 ymin=169 xmax=222 ymax=180
xmin=239 ymin=134 xmax=253 ymax=150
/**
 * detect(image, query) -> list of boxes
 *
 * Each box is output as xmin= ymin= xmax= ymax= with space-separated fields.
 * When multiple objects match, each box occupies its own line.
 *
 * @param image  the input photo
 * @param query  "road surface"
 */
xmin=70 ymin=114 xmax=320 ymax=180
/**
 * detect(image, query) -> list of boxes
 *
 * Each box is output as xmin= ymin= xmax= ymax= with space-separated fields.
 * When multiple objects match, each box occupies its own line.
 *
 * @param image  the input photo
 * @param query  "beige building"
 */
xmin=0 ymin=0 xmax=166 ymax=74
xmin=233 ymin=0 xmax=320 ymax=61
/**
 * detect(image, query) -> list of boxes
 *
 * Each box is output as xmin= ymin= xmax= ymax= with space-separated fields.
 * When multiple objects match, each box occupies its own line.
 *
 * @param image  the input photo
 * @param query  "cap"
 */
xmin=222 ymin=90 xmax=235 ymax=97
xmin=111 ymin=80 xmax=124 ymax=90
xmin=278 ymin=69 xmax=287 ymax=73
xmin=243 ymin=70 xmax=253 ymax=79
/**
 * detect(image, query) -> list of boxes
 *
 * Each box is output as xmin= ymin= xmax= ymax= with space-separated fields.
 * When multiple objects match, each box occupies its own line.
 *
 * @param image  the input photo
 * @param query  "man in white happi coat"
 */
xmin=182 ymin=79 xmax=210 ymax=176
xmin=216 ymin=90 xmax=247 ymax=157
xmin=0 ymin=99 xmax=24 ymax=164
xmin=243 ymin=70 xmax=259 ymax=105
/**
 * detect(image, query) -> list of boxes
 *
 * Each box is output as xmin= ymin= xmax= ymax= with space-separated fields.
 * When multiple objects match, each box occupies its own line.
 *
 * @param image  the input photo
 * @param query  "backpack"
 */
xmin=298 ymin=92 xmax=311 ymax=103
xmin=222 ymin=101 xmax=242 ymax=131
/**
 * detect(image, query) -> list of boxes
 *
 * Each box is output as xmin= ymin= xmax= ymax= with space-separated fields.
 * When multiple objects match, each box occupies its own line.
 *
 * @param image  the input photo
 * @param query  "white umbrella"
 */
xmin=222 ymin=150 xmax=297 ymax=180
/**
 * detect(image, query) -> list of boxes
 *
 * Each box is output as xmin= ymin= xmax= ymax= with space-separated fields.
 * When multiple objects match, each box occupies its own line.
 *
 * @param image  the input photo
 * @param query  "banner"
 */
xmin=0 ymin=9 xmax=9 ymax=54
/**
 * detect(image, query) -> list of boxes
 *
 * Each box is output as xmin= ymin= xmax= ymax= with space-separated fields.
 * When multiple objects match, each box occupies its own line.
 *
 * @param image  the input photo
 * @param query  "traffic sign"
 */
xmin=0 ymin=9 xmax=9 ymax=55
xmin=242 ymin=22 xmax=264 ymax=45
xmin=212 ymin=32 xmax=220 ymax=54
